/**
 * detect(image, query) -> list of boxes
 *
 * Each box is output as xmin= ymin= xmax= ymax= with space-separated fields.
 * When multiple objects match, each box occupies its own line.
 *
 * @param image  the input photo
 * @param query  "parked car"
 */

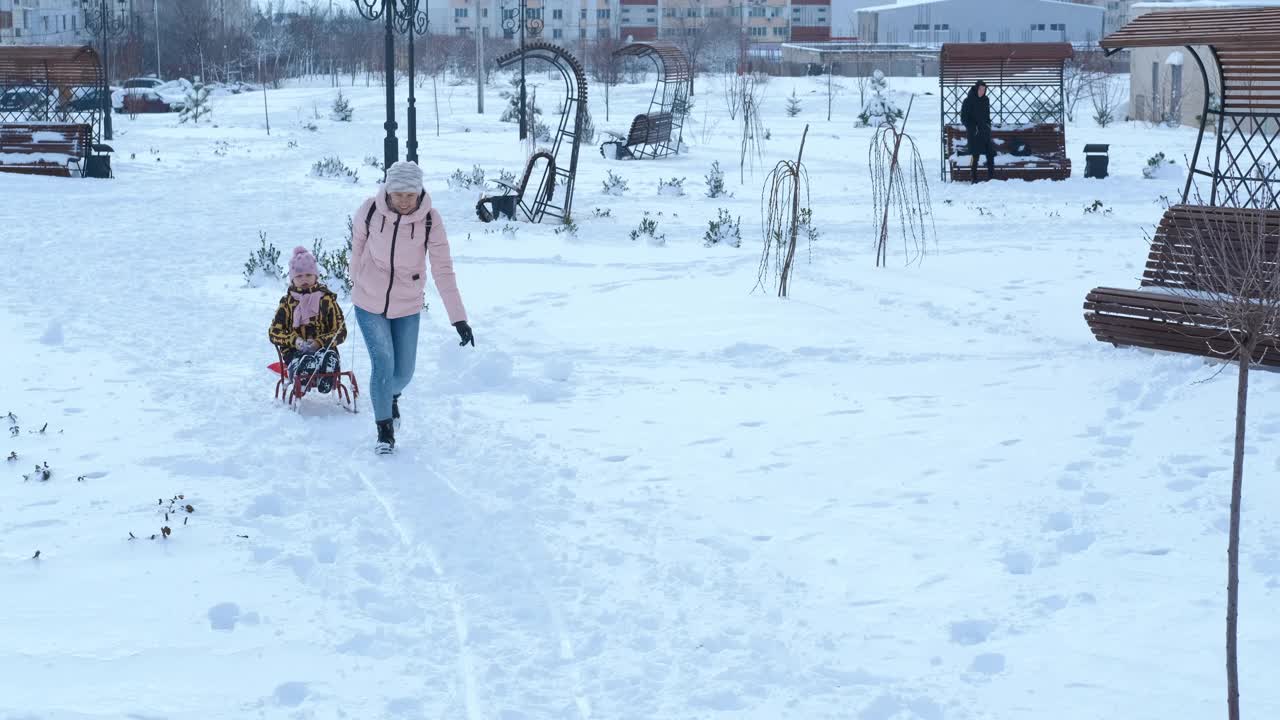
xmin=58 ymin=86 xmax=109 ymax=113
xmin=0 ymin=86 xmax=56 ymax=119
xmin=113 ymin=77 xmax=187 ymax=113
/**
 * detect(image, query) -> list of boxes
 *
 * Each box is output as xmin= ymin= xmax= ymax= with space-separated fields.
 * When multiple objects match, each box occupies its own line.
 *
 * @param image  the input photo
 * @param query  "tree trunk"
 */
xmin=1227 ymin=346 xmax=1249 ymax=720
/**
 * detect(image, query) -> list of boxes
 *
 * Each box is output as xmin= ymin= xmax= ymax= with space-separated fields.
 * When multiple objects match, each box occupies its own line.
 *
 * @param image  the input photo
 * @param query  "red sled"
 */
xmin=271 ymin=348 xmax=359 ymax=413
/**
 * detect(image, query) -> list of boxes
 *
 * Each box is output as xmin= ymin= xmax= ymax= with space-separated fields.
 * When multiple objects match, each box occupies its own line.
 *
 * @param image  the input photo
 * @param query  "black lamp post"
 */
xmin=355 ymin=0 xmax=416 ymax=172
xmin=501 ymin=0 xmax=542 ymax=141
xmin=81 ymin=0 xmax=129 ymax=141
xmin=394 ymin=0 xmax=428 ymax=164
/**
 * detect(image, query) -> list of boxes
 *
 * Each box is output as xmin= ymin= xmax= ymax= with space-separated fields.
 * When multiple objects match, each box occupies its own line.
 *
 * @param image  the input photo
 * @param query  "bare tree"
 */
xmin=737 ymin=74 xmax=765 ymax=182
xmin=757 ymin=125 xmax=811 ymax=297
xmin=1090 ymin=72 xmax=1125 ymax=127
xmin=1151 ymin=200 xmax=1280 ymax=720
xmin=1063 ymin=50 xmax=1106 ymax=123
xmin=870 ymin=96 xmax=933 ymax=267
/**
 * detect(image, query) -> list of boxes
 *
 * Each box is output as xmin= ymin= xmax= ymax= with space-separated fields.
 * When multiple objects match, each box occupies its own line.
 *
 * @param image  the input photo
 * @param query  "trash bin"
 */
xmin=85 ymin=154 xmax=111 ymax=179
xmin=1084 ymin=143 xmax=1109 ymax=179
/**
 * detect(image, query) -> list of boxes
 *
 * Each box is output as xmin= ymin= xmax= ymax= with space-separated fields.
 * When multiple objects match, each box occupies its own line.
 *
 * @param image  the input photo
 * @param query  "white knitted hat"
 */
xmin=385 ymin=161 xmax=423 ymax=193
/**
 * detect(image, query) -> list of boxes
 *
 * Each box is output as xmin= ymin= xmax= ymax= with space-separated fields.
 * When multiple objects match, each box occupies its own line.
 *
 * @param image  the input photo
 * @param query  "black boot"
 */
xmin=375 ymin=419 xmax=396 ymax=455
xmin=392 ymin=394 xmax=401 ymax=430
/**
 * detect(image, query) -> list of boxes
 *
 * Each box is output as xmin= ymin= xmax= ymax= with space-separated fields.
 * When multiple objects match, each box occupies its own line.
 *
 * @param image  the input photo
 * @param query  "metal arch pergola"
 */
xmin=480 ymin=42 xmax=588 ymax=224
xmin=0 ymin=45 xmax=104 ymax=142
xmin=612 ymin=41 xmax=691 ymax=159
xmin=938 ymin=43 xmax=1072 ymax=181
xmin=1101 ymin=8 xmax=1280 ymax=209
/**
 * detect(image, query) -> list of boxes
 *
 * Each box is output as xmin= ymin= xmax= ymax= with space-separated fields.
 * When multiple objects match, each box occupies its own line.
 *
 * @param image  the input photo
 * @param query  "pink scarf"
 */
xmin=291 ymin=290 xmax=323 ymax=329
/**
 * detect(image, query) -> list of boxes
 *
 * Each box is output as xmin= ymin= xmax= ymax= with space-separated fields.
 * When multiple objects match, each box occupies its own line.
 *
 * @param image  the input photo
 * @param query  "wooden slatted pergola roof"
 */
xmin=614 ymin=41 xmax=691 ymax=84
xmin=0 ymin=45 xmax=102 ymax=87
xmin=1100 ymin=7 xmax=1280 ymax=208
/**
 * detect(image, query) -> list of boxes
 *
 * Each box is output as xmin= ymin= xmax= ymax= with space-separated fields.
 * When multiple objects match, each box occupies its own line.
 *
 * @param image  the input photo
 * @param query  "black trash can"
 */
xmin=1084 ymin=143 xmax=1109 ymax=179
xmin=85 ymin=153 xmax=112 ymax=179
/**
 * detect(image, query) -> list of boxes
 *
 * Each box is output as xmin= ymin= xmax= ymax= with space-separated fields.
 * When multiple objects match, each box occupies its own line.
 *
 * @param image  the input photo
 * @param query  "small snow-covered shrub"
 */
xmin=311 ymin=238 xmax=352 ymax=297
xmin=704 ymin=209 xmax=741 ymax=248
xmin=448 ymin=165 xmax=486 ymax=190
xmin=629 ymin=213 xmax=666 ymax=246
xmin=532 ymin=119 xmax=552 ymax=143
xmin=798 ymin=207 xmax=820 ymax=247
xmin=495 ymin=168 xmax=517 ymax=188
xmin=1084 ymin=200 xmax=1112 ymax=215
xmin=602 ymin=170 xmax=629 ymax=196
xmin=705 ymin=161 xmax=729 ymax=198
xmin=244 ymin=231 xmax=285 ymax=286
xmin=554 ymin=217 xmax=580 ymax=240
xmin=1143 ymin=152 xmax=1178 ymax=180
xmin=364 ymin=155 xmax=384 ymax=172
xmin=311 ymin=156 xmax=359 ymax=183
xmin=658 ymin=177 xmax=686 ymax=197
xmin=592 ymin=207 xmax=613 ymax=218
xmin=331 ymin=91 xmax=353 ymax=122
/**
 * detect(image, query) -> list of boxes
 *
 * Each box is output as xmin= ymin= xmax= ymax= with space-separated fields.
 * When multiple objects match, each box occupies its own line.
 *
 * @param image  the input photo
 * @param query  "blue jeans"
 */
xmin=354 ymin=308 xmax=421 ymax=421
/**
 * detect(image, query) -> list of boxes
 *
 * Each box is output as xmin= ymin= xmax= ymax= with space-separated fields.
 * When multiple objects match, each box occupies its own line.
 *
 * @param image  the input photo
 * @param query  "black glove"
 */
xmin=453 ymin=320 xmax=475 ymax=347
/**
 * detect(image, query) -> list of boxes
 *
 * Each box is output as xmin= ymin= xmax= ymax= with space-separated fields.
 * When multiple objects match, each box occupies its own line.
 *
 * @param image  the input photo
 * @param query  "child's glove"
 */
xmin=294 ymin=337 xmax=319 ymax=352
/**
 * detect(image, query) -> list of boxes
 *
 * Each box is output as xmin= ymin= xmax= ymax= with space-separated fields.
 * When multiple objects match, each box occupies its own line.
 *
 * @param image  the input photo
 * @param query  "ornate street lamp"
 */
xmin=354 ymin=0 xmax=416 ymax=172
xmin=500 ymin=0 xmax=543 ymax=140
xmin=81 ymin=0 xmax=130 ymax=141
xmin=394 ymin=0 xmax=428 ymax=164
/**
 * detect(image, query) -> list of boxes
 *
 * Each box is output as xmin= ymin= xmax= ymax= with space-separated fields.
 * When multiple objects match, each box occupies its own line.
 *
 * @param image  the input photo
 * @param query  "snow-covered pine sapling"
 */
xmin=857 ymin=70 xmax=903 ymax=128
xmin=705 ymin=160 xmax=729 ymax=198
xmin=244 ymin=231 xmax=286 ymax=286
xmin=704 ymin=209 xmax=742 ymax=248
xmin=179 ymin=81 xmax=212 ymax=125
xmin=310 ymin=156 xmax=359 ymax=183
xmin=786 ymin=89 xmax=801 ymax=117
xmin=331 ymin=90 xmax=354 ymax=121
xmin=364 ymin=155 xmax=384 ymax=171
xmin=602 ymin=170 xmax=629 ymax=196
xmin=448 ymin=165 xmax=486 ymax=190
xmin=658 ymin=177 xmax=686 ymax=197
xmin=629 ymin=213 xmax=666 ymax=246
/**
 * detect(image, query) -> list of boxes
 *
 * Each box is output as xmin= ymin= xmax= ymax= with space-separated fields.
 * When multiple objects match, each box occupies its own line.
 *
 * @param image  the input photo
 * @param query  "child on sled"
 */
xmin=269 ymin=247 xmax=348 ymax=393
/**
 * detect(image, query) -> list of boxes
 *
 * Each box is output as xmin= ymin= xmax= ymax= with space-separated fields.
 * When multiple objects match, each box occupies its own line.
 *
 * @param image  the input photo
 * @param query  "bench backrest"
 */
xmin=626 ymin=112 xmax=673 ymax=146
xmin=944 ymin=123 xmax=1066 ymax=161
xmin=1143 ymin=204 xmax=1280 ymax=297
xmin=0 ymin=123 xmax=89 ymax=160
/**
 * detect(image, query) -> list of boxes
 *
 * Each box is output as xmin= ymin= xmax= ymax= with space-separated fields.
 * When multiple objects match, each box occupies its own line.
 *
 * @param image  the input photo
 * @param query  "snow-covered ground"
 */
xmin=2 ymin=71 xmax=1279 ymax=720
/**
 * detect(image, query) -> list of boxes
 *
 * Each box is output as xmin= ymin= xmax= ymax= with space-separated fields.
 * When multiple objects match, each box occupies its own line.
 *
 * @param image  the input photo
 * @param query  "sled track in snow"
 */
xmin=356 ymin=467 xmax=483 ymax=720
xmin=356 ymin=454 xmax=592 ymax=720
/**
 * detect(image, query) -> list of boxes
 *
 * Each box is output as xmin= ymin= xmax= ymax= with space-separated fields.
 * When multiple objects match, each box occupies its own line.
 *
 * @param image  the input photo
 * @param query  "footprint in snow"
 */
xmin=1001 ymin=551 xmax=1034 ymax=575
xmin=1042 ymin=511 xmax=1074 ymax=532
xmin=1057 ymin=531 xmax=1096 ymax=554
xmin=273 ymin=682 xmax=309 ymax=707
xmin=969 ymin=653 xmax=1006 ymax=675
xmin=948 ymin=619 xmax=996 ymax=646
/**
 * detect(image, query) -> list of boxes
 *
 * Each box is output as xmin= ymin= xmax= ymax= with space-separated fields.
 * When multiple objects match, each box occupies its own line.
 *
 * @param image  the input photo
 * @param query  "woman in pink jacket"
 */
xmin=352 ymin=160 xmax=474 ymax=454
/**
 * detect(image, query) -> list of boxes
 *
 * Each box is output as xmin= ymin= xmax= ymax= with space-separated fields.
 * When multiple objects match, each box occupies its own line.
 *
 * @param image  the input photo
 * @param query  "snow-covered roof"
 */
xmin=1132 ymin=0 xmax=1280 ymax=7
xmin=860 ymin=0 xmax=1103 ymax=12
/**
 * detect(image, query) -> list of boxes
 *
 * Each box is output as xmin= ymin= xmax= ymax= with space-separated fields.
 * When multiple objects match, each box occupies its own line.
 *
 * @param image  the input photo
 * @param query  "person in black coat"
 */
xmin=960 ymin=80 xmax=995 ymax=181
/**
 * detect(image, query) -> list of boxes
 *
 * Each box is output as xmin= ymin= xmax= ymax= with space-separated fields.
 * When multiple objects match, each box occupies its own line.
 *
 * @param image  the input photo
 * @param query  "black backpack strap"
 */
xmin=364 ymin=201 xmax=376 ymax=234
xmin=423 ymin=211 xmax=433 ymax=248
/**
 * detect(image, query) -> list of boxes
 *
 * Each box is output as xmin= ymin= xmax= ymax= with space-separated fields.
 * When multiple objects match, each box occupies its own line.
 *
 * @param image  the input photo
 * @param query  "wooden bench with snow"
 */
xmin=600 ymin=111 xmax=673 ymax=160
xmin=1083 ymin=204 xmax=1280 ymax=368
xmin=0 ymin=122 xmax=102 ymax=177
xmin=944 ymin=123 xmax=1070 ymax=181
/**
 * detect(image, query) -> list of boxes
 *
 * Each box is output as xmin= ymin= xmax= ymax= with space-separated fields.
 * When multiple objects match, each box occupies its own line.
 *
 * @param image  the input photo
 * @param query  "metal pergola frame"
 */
xmin=0 ymin=45 xmax=104 ymax=143
xmin=1102 ymin=8 xmax=1280 ymax=209
xmin=479 ymin=42 xmax=587 ymax=224
xmin=611 ymin=41 xmax=691 ymax=160
xmin=938 ymin=43 xmax=1072 ymax=182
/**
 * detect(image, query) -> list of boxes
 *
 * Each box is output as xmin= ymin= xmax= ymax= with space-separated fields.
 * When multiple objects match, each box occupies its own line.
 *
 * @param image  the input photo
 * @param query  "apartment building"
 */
xmin=447 ymin=0 xmax=832 ymax=44
xmin=0 ymin=0 xmax=89 ymax=45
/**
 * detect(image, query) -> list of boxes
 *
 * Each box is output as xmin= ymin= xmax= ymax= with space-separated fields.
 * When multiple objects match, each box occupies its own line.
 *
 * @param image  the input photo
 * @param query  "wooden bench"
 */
xmin=1083 ymin=204 xmax=1280 ymax=368
xmin=945 ymin=123 xmax=1071 ymax=181
xmin=0 ymin=123 xmax=98 ymax=177
xmin=600 ymin=111 xmax=673 ymax=160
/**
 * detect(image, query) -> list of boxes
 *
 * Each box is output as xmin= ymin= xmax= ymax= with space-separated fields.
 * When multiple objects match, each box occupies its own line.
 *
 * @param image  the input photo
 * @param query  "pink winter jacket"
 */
xmin=351 ymin=186 xmax=468 ymax=323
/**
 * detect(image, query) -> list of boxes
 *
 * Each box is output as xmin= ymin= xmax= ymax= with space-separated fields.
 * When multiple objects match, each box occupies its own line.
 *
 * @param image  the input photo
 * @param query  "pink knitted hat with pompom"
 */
xmin=289 ymin=246 xmax=319 ymax=281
